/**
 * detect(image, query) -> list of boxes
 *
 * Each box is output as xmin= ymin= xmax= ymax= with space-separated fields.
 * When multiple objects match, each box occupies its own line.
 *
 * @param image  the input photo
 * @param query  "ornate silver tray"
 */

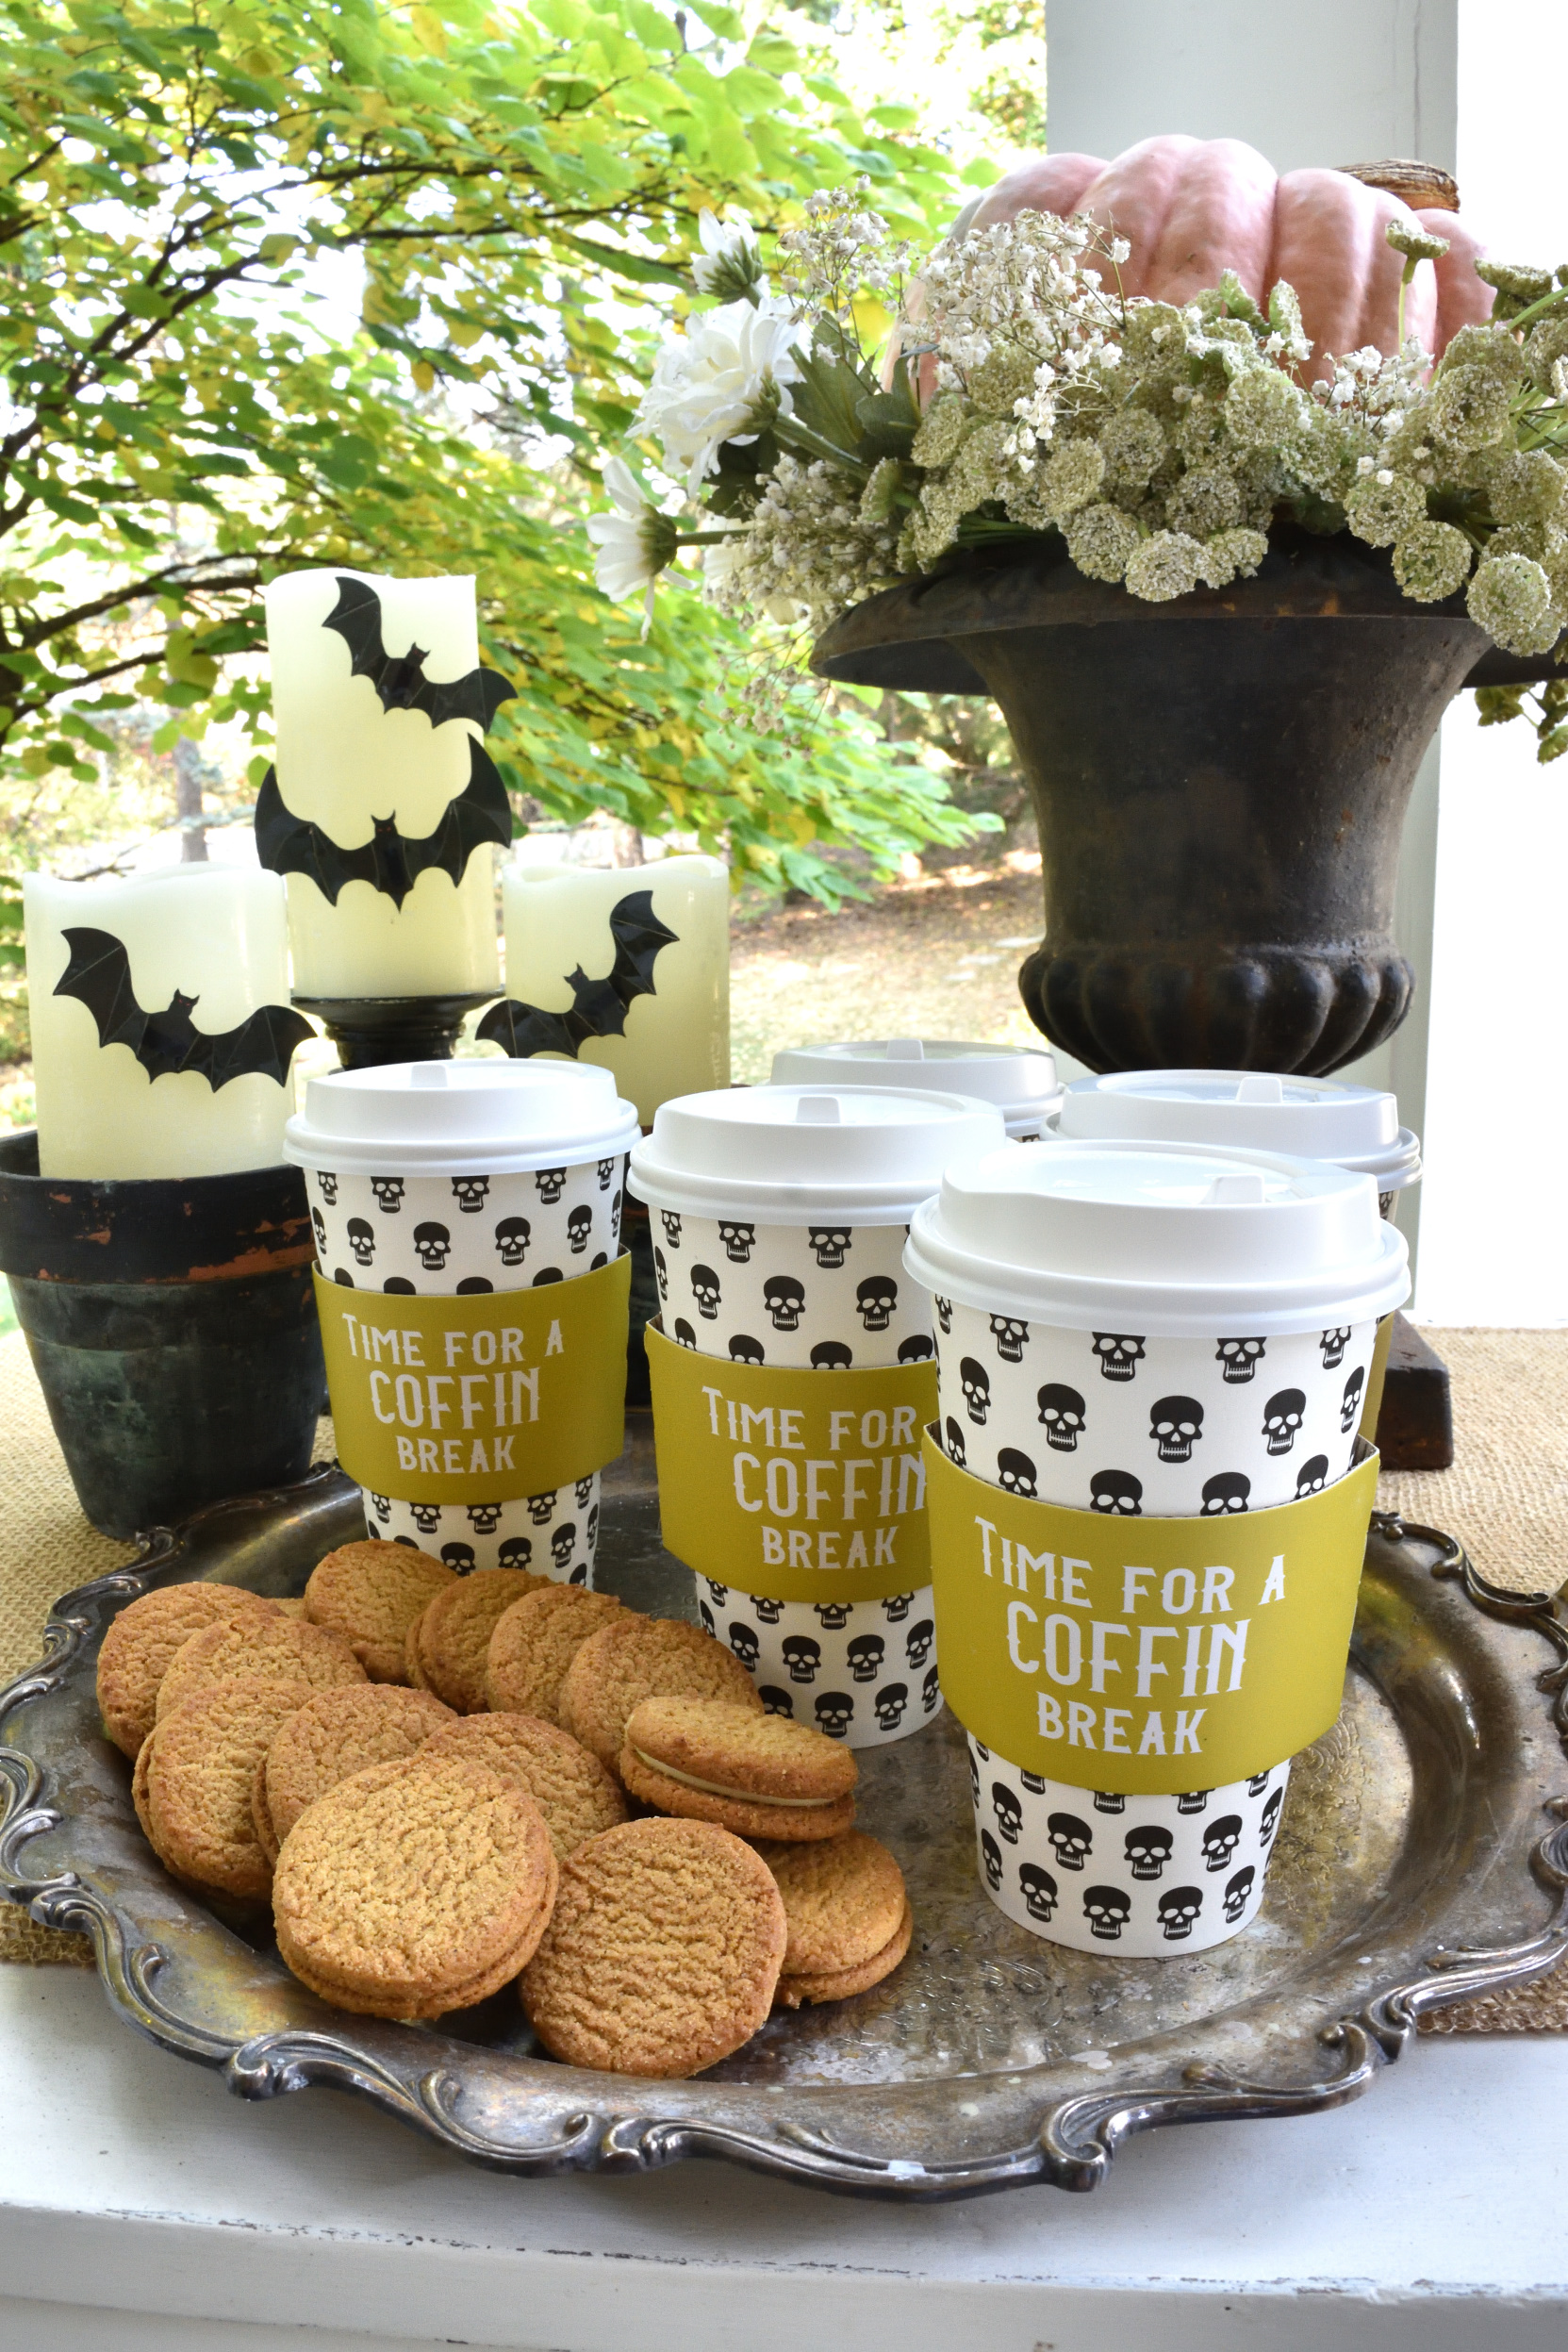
xmin=3 ymin=1422 xmax=1566 ymax=2201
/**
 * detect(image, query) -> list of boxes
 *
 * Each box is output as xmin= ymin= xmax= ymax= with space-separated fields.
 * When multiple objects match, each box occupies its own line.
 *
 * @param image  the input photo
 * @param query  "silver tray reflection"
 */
xmin=2 ymin=1424 xmax=1566 ymax=2200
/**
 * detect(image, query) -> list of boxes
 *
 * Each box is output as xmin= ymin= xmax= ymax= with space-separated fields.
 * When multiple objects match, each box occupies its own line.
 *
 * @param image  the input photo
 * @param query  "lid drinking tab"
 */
xmin=796 ymin=1094 xmax=841 ymax=1124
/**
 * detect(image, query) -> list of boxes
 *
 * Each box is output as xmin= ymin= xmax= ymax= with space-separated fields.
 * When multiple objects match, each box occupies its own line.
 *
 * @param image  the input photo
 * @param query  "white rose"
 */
xmin=637 ymin=297 xmax=803 ymax=494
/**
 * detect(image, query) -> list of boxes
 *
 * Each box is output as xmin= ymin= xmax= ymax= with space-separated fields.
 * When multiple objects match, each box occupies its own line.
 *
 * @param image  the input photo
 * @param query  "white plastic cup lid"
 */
xmin=1055 ymin=1069 xmax=1421 ymax=1189
xmin=904 ymin=1136 xmax=1410 ymax=1335
xmin=628 ymin=1084 xmax=1008 ymax=1225
xmin=769 ymin=1038 xmax=1063 ymax=1137
xmin=285 ymin=1059 xmax=639 ymax=1178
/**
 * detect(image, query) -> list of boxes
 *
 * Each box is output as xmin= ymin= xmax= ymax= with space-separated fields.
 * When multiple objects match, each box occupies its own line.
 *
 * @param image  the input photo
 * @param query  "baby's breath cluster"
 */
xmin=591 ymin=189 xmax=1568 ymax=717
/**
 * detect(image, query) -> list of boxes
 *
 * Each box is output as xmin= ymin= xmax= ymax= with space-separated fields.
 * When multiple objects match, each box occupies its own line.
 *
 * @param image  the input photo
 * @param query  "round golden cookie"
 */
xmin=272 ymin=1752 xmax=558 ymax=2020
xmin=620 ymin=1698 xmax=857 ymax=1841
xmin=558 ymin=1616 xmax=763 ymax=1777
xmin=413 ymin=1567 xmax=553 ymax=1714
xmin=97 ymin=1583 xmax=279 ymax=1759
xmin=260 ymin=1683 xmax=456 ymax=1855
xmin=272 ymin=1598 xmax=307 ymax=1618
xmin=775 ymin=1901 xmax=914 ymax=2010
xmin=752 ymin=1830 xmax=907 ymax=1976
xmin=142 ymin=1678 xmax=318 ymax=1897
xmin=484 ymin=1586 xmax=624 ymax=1722
xmin=520 ymin=1817 xmax=786 ymax=2077
xmin=303 ymin=1540 xmax=456 ymax=1681
xmin=156 ymin=1612 xmax=367 ymax=1724
xmin=421 ymin=1712 xmax=627 ymax=1860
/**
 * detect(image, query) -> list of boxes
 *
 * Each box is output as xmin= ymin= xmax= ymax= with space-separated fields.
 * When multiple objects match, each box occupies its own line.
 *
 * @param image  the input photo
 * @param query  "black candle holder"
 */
xmin=292 ymin=991 xmax=500 ymax=1071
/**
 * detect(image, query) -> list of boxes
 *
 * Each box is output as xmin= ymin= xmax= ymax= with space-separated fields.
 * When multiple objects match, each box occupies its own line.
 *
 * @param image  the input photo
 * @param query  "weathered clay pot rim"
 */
xmin=811 ymin=528 xmax=1551 ymax=692
xmin=0 ymin=1129 xmax=314 ymax=1284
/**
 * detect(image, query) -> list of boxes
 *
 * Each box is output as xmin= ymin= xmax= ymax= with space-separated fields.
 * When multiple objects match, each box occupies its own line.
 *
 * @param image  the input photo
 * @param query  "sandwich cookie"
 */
xmin=272 ymin=1752 xmax=558 ymax=2020
xmin=421 ymin=1713 xmax=627 ymax=1860
xmin=485 ymin=1585 xmax=625 ymax=1723
xmin=620 ymin=1698 xmax=857 ymax=1840
xmin=255 ymin=1683 xmax=455 ymax=1863
xmin=558 ymin=1615 xmax=763 ymax=1778
xmin=520 ymin=1817 xmax=787 ymax=2077
xmin=303 ymin=1540 xmax=456 ymax=1682
xmin=156 ymin=1612 xmax=366 ymax=1724
xmin=142 ymin=1678 xmax=318 ymax=1898
xmin=97 ymin=1583 xmax=279 ymax=1759
xmin=410 ymin=1567 xmax=553 ymax=1714
xmin=753 ymin=1830 xmax=912 ymax=2007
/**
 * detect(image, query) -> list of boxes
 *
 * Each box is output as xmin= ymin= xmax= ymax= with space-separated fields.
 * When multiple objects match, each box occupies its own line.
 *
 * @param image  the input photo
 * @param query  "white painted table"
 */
xmin=2 ymin=1968 xmax=1564 ymax=2350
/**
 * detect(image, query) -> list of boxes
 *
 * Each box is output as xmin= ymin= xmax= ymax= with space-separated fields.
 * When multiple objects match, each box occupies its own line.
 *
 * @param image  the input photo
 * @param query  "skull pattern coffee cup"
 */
xmin=906 ymin=1136 xmax=1409 ymax=1956
xmin=1052 ymin=1068 xmax=1422 ymax=1442
xmin=633 ymin=1083 xmax=1006 ymax=1746
xmin=288 ymin=1059 xmax=638 ymax=1584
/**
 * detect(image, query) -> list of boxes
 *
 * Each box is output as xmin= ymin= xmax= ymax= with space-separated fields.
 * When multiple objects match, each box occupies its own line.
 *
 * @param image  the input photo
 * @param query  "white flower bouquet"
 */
xmin=595 ymin=186 xmax=1568 ymax=754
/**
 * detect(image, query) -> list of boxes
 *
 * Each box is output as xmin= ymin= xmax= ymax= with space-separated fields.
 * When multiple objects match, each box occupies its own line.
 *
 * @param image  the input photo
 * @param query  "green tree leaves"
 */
xmin=0 ymin=0 xmax=974 ymax=896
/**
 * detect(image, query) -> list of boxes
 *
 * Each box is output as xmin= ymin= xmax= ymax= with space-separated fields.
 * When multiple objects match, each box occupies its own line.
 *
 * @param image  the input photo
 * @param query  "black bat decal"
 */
xmin=324 ymin=575 xmax=516 ymax=732
xmin=255 ymin=736 xmax=513 ymax=909
xmin=477 ymin=888 xmax=678 ymax=1058
xmin=54 ymin=928 xmax=313 ymax=1089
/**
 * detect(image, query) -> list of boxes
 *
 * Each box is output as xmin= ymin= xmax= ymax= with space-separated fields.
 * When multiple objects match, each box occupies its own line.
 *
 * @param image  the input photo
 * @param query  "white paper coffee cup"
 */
xmin=288 ymin=1061 xmax=637 ymax=1583
xmin=1053 ymin=1068 xmax=1421 ymax=1204
xmin=632 ymin=1083 xmax=1006 ymax=1746
xmin=770 ymin=1038 xmax=1064 ymax=1143
xmin=906 ymin=1135 xmax=1409 ymax=1953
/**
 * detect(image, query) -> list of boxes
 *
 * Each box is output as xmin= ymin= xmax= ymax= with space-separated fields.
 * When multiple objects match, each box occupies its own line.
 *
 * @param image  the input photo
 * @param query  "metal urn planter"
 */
xmin=0 ymin=1132 xmax=324 ymax=1539
xmin=813 ymin=531 xmax=1524 ymax=1076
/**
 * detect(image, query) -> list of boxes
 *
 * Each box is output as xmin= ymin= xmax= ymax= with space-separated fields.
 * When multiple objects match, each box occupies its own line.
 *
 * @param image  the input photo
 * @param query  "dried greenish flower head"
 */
xmin=1125 ymin=529 xmax=1205 ymax=603
xmin=1428 ymin=367 xmax=1516 ymax=454
xmin=1038 ymin=438 xmax=1106 ymax=523
xmin=1167 ymin=469 xmax=1244 ymax=538
xmin=1485 ymin=449 xmax=1568 ymax=529
xmin=1197 ymin=528 xmax=1269 ymax=589
xmin=1385 ymin=219 xmax=1451 ymax=265
xmin=1345 ymin=471 xmax=1427 ymax=548
xmin=1224 ymin=368 xmax=1309 ymax=452
xmin=1098 ymin=406 xmax=1166 ymax=490
xmin=1392 ymin=519 xmax=1474 ymax=602
xmin=1063 ymin=501 xmax=1141 ymax=583
xmin=1467 ymin=552 xmax=1560 ymax=654
xmin=910 ymin=394 xmax=970 ymax=469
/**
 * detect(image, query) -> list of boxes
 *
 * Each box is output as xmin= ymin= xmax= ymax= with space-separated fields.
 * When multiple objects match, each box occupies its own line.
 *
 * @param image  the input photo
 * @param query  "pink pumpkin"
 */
xmin=963 ymin=134 xmax=1493 ymax=376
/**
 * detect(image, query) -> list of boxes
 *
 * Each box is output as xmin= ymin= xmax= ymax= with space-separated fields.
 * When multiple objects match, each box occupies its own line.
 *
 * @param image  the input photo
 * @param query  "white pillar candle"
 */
xmin=262 ymin=568 xmax=503 ymax=999
xmin=25 ymin=867 xmax=301 ymax=1179
xmin=500 ymin=856 xmax=730 ymax=1124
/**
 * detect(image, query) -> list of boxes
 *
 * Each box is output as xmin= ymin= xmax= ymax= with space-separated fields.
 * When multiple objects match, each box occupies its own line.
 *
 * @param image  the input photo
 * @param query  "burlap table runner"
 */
xmin=1 ymin=1327 xmax=1562 ymax=2029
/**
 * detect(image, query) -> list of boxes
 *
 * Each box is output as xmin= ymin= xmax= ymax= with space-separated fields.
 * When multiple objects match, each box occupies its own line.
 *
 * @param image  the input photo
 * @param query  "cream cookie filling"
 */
xmin=631 ymin=1749 xmax=838 ymax=1807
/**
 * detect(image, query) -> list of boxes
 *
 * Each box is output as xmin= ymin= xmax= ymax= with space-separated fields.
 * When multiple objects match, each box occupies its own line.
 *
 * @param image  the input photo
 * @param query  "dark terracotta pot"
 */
xmin=0 ymin=1132 xmax=324 ymax=1539
xmin=813 ymin=532 xmax=1508 ymax=1074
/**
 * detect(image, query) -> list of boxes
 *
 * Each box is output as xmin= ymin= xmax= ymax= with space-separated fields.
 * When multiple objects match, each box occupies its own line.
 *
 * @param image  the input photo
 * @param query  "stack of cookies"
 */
xmin=97 ymin=1536 xmax=915 ymax=2078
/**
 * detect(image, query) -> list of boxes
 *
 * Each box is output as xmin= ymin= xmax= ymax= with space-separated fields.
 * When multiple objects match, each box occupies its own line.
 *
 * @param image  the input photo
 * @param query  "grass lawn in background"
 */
xmin=729 ymin=855 xmax=1057 ymax=1082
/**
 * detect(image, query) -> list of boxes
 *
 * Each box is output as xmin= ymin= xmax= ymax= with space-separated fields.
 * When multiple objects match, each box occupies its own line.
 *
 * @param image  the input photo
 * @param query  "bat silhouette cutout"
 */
xmin=324 ymin=575 xmax=516 ymax=732
xmin=255 ymin=736 xmax=513 ymax=909
xmin=477 ymin=889 xmax=679 ymax=1058
xmin=54 ymin=928 xmax=313 ymax=1089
